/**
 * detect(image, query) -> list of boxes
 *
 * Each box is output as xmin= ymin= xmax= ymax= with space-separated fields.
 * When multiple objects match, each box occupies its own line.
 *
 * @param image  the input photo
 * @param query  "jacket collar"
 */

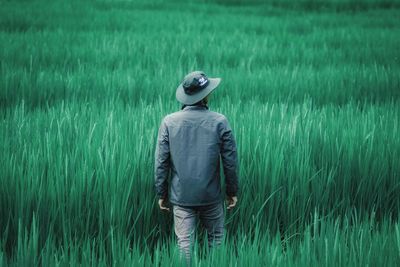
xmin=181 ymin=104 xmax=209 ymax=111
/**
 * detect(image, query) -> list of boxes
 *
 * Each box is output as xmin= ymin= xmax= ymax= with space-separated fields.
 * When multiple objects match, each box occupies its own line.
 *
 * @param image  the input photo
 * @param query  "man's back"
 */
xmin=155 ymin=105 xmax=239 ymax=206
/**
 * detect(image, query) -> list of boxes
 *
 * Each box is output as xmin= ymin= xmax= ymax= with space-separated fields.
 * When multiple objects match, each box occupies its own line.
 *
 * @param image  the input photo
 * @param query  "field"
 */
xmin=1 ymin=0 xmax=400 ymax=266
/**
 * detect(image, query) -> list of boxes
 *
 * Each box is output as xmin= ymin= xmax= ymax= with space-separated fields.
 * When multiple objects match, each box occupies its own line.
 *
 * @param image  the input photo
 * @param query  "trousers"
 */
xmin=172 ymin=201 xmax=224 ymax=263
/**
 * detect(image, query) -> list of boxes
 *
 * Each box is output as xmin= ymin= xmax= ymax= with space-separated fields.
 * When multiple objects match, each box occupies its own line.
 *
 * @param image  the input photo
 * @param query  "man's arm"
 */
xmin=154 ymin=118 xmax=170 ymax=202
xmin=220 ymin=117 xmax=239 ymax=202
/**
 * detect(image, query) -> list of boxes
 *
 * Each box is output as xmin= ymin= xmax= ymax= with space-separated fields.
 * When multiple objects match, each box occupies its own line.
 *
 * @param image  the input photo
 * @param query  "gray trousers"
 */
xmin=172 ymin=202 xmax=224 ymax=262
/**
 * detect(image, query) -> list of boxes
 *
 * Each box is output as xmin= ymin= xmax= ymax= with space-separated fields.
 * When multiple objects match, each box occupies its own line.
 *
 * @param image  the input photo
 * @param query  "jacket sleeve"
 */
xmin=220 ymin=117 xmax=239 ymax=197
xmin=154 ymin=118 xmax=170 ymax=199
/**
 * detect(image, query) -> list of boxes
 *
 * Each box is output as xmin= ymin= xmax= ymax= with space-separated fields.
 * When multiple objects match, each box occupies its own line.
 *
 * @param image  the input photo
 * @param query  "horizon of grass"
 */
xmin=205 ymin=0 xmax=400 ymax=11
xmin=1 ymin=0 xmax=399 ymax=108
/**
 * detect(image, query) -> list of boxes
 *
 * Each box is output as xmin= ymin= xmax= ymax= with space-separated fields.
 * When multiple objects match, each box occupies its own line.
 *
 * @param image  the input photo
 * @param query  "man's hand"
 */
xmin=226 ymin=196 xmax=238 ymax=210
xmin=158 ymin=198 xmax=170 ymax=212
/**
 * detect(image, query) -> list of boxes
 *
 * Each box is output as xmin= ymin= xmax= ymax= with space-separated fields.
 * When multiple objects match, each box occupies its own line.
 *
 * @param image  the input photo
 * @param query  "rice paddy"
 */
xmin=1 ymin=0 xmax=400 ymax=266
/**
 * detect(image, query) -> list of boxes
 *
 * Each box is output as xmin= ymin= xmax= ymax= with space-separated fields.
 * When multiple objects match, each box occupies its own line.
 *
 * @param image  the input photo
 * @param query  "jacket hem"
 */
xmin=169 ymin=198 xmax=222 ymax=207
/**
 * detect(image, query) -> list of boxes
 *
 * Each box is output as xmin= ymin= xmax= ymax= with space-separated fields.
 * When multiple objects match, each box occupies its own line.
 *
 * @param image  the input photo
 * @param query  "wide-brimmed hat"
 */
xmin=176 ymin=71 xmax=221 ymax=105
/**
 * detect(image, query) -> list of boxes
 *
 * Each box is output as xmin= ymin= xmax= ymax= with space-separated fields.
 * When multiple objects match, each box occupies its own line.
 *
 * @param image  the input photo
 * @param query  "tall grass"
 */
xmin=1 ymin=99 xmax=399 ymax=264
xmin=0 ymin=219 xmax=400 ymax=266
xmin=1 ymin=0 xmax=399 ymax=265
xmin=3 ymin=216 xmax=400 ymax=266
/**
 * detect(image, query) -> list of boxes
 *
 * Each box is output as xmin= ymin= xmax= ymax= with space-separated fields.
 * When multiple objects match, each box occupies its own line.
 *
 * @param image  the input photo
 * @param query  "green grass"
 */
xmin=1 ymin=0 xmax=400 ymax=108
xmin=4 ymin=216 xmax=400 ymax=266
xmin=206 ymin=0 xmax=400 ymax=11
xmin=1 ymin=0 xmax=400 ymax=266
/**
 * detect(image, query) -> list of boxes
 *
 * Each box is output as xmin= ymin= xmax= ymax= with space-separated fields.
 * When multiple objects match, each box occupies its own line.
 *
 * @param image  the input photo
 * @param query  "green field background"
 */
xmin=1 ymin=0 xmax=400 ymax=266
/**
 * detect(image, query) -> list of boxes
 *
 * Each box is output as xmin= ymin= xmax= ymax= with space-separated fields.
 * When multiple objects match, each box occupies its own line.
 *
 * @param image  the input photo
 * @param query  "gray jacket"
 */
xmin=154 ymin=105 xmax=239 ymax=206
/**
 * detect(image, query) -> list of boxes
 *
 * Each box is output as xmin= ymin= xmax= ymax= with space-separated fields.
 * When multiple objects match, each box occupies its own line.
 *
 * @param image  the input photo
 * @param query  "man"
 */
xmin=154 ymin=71 xmax=239 ymax=262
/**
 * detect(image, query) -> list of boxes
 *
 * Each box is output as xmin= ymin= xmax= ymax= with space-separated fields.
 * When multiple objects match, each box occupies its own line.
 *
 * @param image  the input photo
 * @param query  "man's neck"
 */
xmin=181 ymin=101 xmax=208 ymax=110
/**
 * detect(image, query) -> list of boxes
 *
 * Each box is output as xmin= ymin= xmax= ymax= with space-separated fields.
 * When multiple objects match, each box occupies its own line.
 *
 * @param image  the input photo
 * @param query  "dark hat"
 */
xmin=176 ymin=71 xmax=221 ymax=105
